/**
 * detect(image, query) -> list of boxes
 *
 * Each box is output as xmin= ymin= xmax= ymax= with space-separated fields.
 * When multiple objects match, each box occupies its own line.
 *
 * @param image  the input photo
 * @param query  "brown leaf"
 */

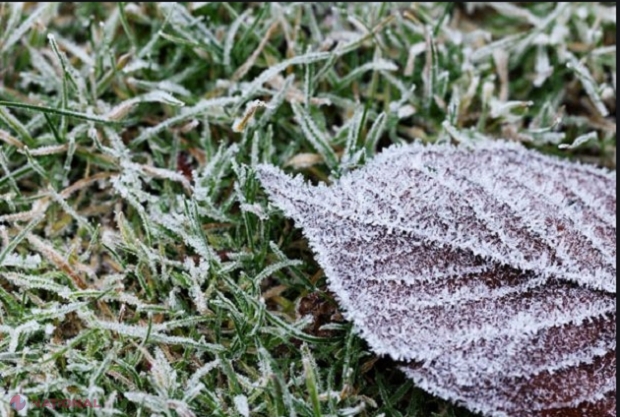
xmin=257 ymin=140 xmax=616 ymax=417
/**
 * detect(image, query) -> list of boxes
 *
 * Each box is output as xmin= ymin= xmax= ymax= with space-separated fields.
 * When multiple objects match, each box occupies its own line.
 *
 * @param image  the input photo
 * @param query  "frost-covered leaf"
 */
xmin=257 ymin=140 xmax=616 ymax=417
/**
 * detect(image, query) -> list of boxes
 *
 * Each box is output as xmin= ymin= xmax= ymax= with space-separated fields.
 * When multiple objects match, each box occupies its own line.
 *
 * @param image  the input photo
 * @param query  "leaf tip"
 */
xmin=256 ymin=164 xmax=317 ymax=222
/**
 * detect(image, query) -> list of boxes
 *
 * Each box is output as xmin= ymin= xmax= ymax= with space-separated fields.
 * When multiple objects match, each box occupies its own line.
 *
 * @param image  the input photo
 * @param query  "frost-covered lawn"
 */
xmin=0 ymin=3 xmax=615 ymax=417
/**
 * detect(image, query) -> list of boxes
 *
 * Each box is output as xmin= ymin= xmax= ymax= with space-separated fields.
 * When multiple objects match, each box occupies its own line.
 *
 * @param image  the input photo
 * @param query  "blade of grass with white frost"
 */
xmin=2 ymin=321 xmax=41 ymax=353
xmin=0 ymin=106 xmax=35 ymax=146
xmin=338 ymin=106 xmax=366 ymax=173
xmin=232 ymin=21 xmax=279 ymax=82
xmin=133 ymin=97 xmax=237 ymax=145
xmin=118 ymin=3 xmax=137 ymax=49
xmin=558 ymin=131 xmax=598 ymax=150
xmin=48 ymin=187 xmax=95 ymax=235
xmin=47 ymin=34 xmax=71 ymax=135
xmin=83 ymin=317 xmax=226 ymax=352
xmin=232 ymin=100 xmax=272 ymax=133
xmin=304 ymin=58 xmax=314 ymax=107
xmin=22 ymin=147 xmax=49 ymax=179
xmin=0 ymin=101 xmax=122 ymax=125
xmin=486 ymin=3 xmax=541 ymax=26
xmin=24 ymin=301 xmax=88 ymax=322
xmin=236 ymin=51 xmax=332 ymax=108
xmin=63 ymin=134 xmax=76 ymax=174
xmin=0 ymin=254 xmax=41 ymax=269
xmin=470 ymin=33 xmax=524 ymax=64
xmin=223 ymin=9 xmax=251 ymax=70
xmin=291 ymin=102 xmax=338 ymax=169
xmin=566 ymin=54 xmax=610 ymax=117
xmin=0 ymin=3 xmax=57 ymax=53
xmin=0 ymin=214 xmax=44 ymax=266
xmin=56 ymin=34 xmax=96 ymax=67
xmin=100 ymin=6 xmax=120 ymax=52
xmin=0 ymin=149 xmax=20 ymax=194
xmin=126 ymin=78 xmax=192 ymax=97
xmin=253 ymin=259 xmax=304 ymax=285
xmin=302 ymin=343 xmax=322 ymax=417
xmin=336 ymin=59 xmax=398 ymax=90
xmin=159 ymin=3 xmax=221 ymax=60
xmin=111 ymin=177 xmax=154 ymax=247
xmin=24 ymin=44 xmax=62 ymax=93
xmin=0 ymin=128 xmax=23 ymax=148
xmin=0 ymin=3 xmax=24 ymax=49
xmin=364 ymin=112 xmax=387 ymax=157
xmin=2 ymin=272 xmax=71 ymax=298
xmin=442 ymin=120 xmax=477 ymax=144
xmin=447 ymin=86 xmax=461 ymax=126
xmin=166 ymin=2 xmax=220 ymax=48
xmin=106 ymin=91 xmax=185 ymax=122
xmin=217 ymin=274 xmax=327 ymax=344
xmin=381 ymin=70 xmax=416 ymax=105
xmin=256 ymin=75 xmax=294 ymax=131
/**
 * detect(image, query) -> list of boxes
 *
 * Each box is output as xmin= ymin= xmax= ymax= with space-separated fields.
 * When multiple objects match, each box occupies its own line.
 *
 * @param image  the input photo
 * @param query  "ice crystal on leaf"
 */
xmin=257 ymin=140 xmax=616 ymax=417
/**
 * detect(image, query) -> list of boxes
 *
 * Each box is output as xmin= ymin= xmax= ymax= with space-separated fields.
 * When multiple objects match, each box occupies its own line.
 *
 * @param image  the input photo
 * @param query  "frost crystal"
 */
xmin=257 ymin=140 xmax=616 ymax=417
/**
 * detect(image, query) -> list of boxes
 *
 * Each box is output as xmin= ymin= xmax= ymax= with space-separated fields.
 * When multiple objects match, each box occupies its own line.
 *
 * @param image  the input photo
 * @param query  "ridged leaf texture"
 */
xmin=257 ymin=140 xmax=616 ymax=417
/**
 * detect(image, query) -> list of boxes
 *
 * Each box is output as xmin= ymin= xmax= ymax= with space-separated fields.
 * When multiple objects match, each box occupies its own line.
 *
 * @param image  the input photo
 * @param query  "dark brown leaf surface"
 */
xmin=257 ymin=141 xmax=616 ymax=417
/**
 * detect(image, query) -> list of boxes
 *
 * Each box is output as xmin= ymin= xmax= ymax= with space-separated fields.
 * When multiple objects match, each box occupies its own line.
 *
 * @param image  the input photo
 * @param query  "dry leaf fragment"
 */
xmin=257 ymin=140 xmax=616 ymax=417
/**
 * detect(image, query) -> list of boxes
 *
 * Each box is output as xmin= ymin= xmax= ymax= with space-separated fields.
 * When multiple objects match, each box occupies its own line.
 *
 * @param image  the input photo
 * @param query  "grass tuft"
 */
xmin=0 ymin=3 xmax=615 ymax=416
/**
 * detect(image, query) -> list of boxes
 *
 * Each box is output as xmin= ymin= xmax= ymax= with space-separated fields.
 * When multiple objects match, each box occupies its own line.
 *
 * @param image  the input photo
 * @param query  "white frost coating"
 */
xmin=558 ymin=131 xmax=598 ymax=149
xmin=233 ymin=395 xmax=250 ymax=417
xmin=261 ymin=141 xmax=615 ymax=293
xmin=256 ymin=140 xmax=616 ymax=417
xmin=0 ymin=253 xmax=41 ymax=268
xmin=133 ymin=97 xmax=237 ymax=145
